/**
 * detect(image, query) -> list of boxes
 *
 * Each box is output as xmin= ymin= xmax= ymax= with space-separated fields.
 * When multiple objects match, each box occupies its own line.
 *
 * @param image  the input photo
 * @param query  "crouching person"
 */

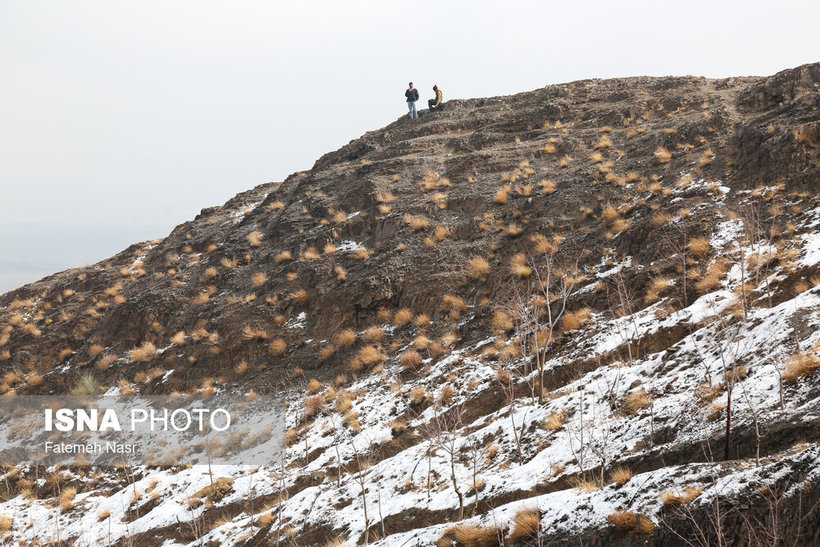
xmin=428 ymin=85 xmax=443 ymax=112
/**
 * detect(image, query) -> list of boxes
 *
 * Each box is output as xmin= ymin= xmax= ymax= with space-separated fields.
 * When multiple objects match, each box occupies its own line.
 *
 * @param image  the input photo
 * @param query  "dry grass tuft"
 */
xmin=609 ymin=466 xmax=633 ymax=486
xmin=661 ymin=486 xmax=704 ymax=507
xmin=247 ymin=231 xmax=263 ymax=247
xmin=656 ymin=147 xmax=672 ymax=163
xmin=88 ymin=344 xmax=105 ymax=358
xmin=440 ymin=524 xmax=503 ymax=547
xmin=269 ymin=338 xmax=287 ymax=356
xmin=645 ymin=276 xmax=672 ymax=303
xmin=357 ymin=345 xmax=387 ymax=367
xmin=409 ymin=386 xmax=427 ymax=405
xmin=783 ymin=352 xmax=820 ymax=383
xmin=542 ymin=411 xmax=566 ymax=431
xmin=695 ymin=258 xmax=729 ymax=293
xmin=129 ymin=342 xmax=156 ymax=362
xmin=540 ymin=179 xmax=556 ymax=194
xmin=59 ymin=487 xmax=77 ymax=511
xmin=569 ymin=476 xmax=601 ymax=493
xmin=468 ymin=257 xmax=491 ymax=279
xmin=624 ymin=388 xmax=652 ymax=414
xmin=363 ymin=326 xmax=385 ymax=343
xmin=689 ymin=237 xmax=711 ymax=257
xmin=607 ymin=510 xmax=637 ymax=531
xmin=561 ymin=308 xmax=592 ymax=331
xmin=507 ymin=508 xmax=540 ymax=544
xmin=493 ymin=187 xmax=510 ymax=205
xmin=651 ymin=211 xmax=673 ymax=227
xmin=241 ymin=326 xmax=268 ymax=341
xmin=274 ymin=251 xmax=293 ymax=263
xmin=335 ymin=329 xmax=357 ymax=348
xmin=400 ymin=350 xmax=424 ymax=371
xmin=510 ymin=253 xmax=532 ymax=278
xmin=404 ymin=214 xmax=430 ymax=231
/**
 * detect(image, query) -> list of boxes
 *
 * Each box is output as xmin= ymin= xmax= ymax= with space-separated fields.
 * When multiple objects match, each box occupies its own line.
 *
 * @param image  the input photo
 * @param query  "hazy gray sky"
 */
xmin=1 ymin=0 xmax=817 ymax=292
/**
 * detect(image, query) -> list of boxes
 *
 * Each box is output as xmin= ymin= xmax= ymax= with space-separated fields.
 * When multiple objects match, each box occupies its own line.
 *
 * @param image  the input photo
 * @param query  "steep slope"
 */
xmin=0 ymin=63 xmax=819 ymax=545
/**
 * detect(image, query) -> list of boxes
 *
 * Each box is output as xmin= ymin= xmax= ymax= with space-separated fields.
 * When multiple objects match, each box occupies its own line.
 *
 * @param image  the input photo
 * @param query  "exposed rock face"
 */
xmin=1 ymin=64 xmax=819 ymax=545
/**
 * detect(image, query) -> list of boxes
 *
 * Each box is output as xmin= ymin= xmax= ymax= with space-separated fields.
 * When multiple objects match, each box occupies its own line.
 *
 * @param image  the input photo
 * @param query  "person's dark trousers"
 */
xmin=428 ymin=99 xmax=437 ymax=112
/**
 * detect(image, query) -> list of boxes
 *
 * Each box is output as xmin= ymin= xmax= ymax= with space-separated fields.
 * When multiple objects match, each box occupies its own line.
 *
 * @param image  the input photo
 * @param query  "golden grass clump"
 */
xmin=602 ymin=204 xmax=619 ymax=221
xmin=507 ymin=508 xmax=540 ymax=544
xmin=414 ymin=313 xmax=431 ymax=328
xmin=651 ymin=211 xmax=673 ymax=227
xmin=510 ymin=253 xmax=532 ymax=278
xmin=442 ymin=294 xmax=467 ymax=312
xmin=129 ymin=342 xmax=156 ymax=362
xmin=357 ymin=345 xmax=387 ymax=367
xmin=88 ymin=344 xmax=105 ymax=358
xmin=694 ymin=258 xmax=729 ymax=293
xmin=269 ymin=338 xmax=287 ymax=355
xmin=434 ymin=225 xmax=451 ymax=242
xmin=234 ymin=361 xmax=249 ymax=375
xmin=400 ymin=350 xmax=424 ymax=370
xmin=335 ymin=329 xmax=357 ymax=348
xmin=413 ymin=335 xmax=430 ymax=350
xmin=543 ymin=411 xmax=566 ymax=431
xmin=493 ymin=187 xmax=511 ymax=205
xmin=363 ymin=326 xmax=385 ymax=343
xmin=334 ymin=265 xmax=347 ymax=281
xmin=783 ymin=352 xmax=820 ymax=383
xmin=251 ymin=272 xmax=267 ymax=287
xmin=656 ymin=147 xmax=672 ymax=163
xmin=561 ymin=308 xmax=592 ymax=331
xmin=205 ymin=267 xmax=218 ymax=279
xmin=569 ymin=476 xmax=601 ymax=493
xmin=307 ymin=378 xmax=323 ymax=394
xmin=661 ymin=486 xmax=704 ymax=506
xmin=645 ymin=276 xmax=672 ymax=303
xmin=404 ymin=214 xmax=430 ymax=231
xmin=624 ymin=388 xmax=652 ymax=414
xmin=440 ymin=524 xmax=503 ymax=546
xmin=689 ymin=237 xmax=711 ymax=257
xmin=633 ymin=514 xmax=655 ymax=535
xmin=595 ymin=135 xmax=612 ymax=149
xmin=59 ymin=487 xmax=77 ymax=511
xmin=607 ymin=510 xmax=637 ymax=531
xmin=609 ymin=466 xmax=633 ymax=486
xmin=468 ymin=257 xmax=491 ymax=279
xmin=491 ymin=310 xmax=513 ymax=333
xmin=409 ymin=386 xmax=427 ymax=405
xmin=274 ymin=251 xmax=293 ymax=263
xmin=241 ymin=325 xmax=268 ymax=341
xmin=540 ymin=179 xmax=556 ymax=194
xmin=247 ymin=231 xmax=263 ymax=247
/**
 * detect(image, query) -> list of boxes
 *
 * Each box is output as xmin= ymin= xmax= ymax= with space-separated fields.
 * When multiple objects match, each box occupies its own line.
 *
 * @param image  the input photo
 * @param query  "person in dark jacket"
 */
xmin=405 ymin=82 xmax=419 ymax=119
xmin=428 ymin=85 xmax=443 ymax=112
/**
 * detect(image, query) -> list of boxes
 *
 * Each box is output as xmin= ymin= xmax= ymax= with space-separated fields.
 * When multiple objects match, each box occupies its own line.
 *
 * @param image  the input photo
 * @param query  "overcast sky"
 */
xmin=1 ymin=1 xmax=817 ymax=293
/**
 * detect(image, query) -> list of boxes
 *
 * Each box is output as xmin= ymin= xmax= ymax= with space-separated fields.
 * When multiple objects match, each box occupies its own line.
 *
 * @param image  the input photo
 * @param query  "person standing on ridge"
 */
xmin=428 ymin=85 xmax=443 ymax=112
xmin=405 ymin=82 xmax=419 ymax=120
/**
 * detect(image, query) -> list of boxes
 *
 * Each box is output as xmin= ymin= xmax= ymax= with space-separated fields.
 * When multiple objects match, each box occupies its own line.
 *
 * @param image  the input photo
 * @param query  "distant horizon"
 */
xmin=2 ymin=0 xmax=818 ymax=294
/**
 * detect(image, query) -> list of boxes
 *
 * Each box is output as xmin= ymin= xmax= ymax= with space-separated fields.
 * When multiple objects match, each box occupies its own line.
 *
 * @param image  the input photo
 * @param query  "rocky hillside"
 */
xmin=1 ymin=63 xmax=819 ymax=546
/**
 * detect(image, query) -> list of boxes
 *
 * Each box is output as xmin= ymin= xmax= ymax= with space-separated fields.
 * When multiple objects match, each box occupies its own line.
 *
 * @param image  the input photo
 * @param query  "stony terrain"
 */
xmin=0 ymin=63 xmax=819 ymax=545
